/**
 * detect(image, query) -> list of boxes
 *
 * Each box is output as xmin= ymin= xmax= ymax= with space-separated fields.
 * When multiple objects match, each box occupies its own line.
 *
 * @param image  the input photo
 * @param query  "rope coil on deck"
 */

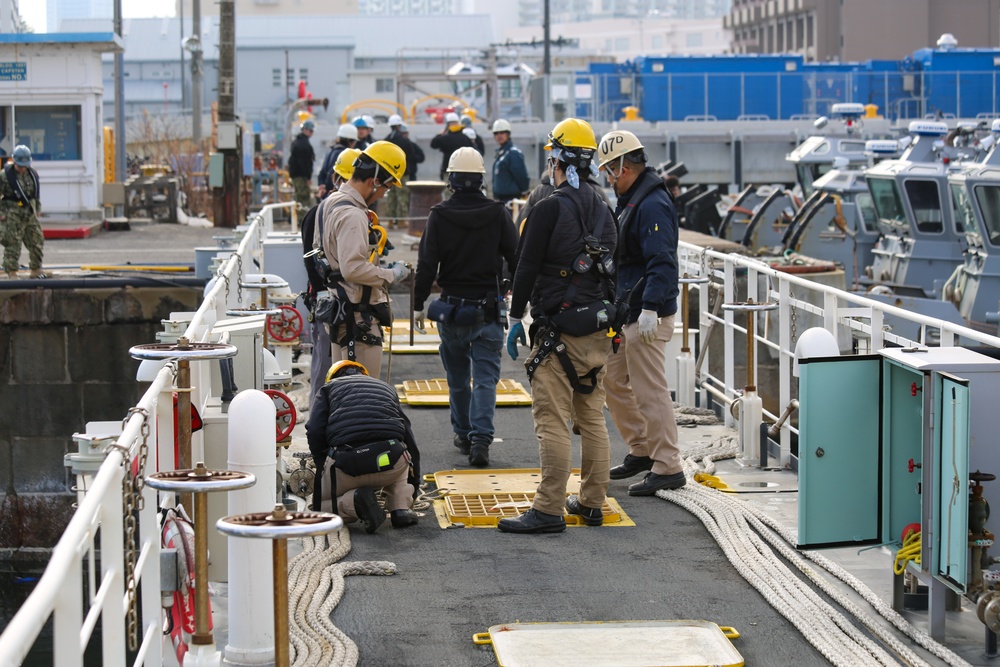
xmin=287 ymin=528 xmax=396 ymax=667
xmin=669 ymin=434 xmax=972 ymax=667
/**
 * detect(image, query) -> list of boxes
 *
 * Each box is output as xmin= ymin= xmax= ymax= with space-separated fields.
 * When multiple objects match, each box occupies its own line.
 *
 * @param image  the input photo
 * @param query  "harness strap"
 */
xmin=525 ymin=327 xmax=602 ymax=395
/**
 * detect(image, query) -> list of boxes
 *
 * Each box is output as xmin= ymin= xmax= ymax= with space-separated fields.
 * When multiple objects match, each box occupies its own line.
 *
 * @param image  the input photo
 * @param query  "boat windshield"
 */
xmin=974 ymin=184 xmax=1000 ymax=246
xmin=856 ymin=192 xmax=878 ymax=233
xmin=951 ymin=183 xmax=979 ymax=237
xmin=868 ymin=177 xmax=907 ymax=229
xmin=797 ymin=165 xmax=822 ymax=198
xmin=903 ymin=179 xmax=943 ymax=234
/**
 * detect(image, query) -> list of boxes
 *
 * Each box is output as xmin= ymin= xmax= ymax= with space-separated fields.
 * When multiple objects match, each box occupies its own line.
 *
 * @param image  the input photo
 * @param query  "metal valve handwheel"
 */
xmin=288 ymin=452 xmax=316 ymax=498
xmin=240 ymin=276 xmax=290 ymax=291
xmin=145 ymin=464 xmax=256 ymax=493
xmin=267 ymin=305 xmax=304 ymax=342
xmin=264 ymin=389 xmax=297 ymax=442
xmin=217 ymin=505 xmax=342 ymax=539
xmin=226 ymin=305 xmax=283 ymax=318
xmin=720 ymin=299 xmax=779 ymax=313
xmin=129 ymin=338 xmax=238 ymax=361
xmin=678 ymin=274 xmax=710 ymax=286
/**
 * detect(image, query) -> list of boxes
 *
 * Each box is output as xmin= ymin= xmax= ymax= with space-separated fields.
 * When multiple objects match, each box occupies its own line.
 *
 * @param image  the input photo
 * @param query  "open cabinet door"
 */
xmin=798 ymin=356 xmax=882 ymax=549
xmin=935 ymin=373 xmax=970 ymax=592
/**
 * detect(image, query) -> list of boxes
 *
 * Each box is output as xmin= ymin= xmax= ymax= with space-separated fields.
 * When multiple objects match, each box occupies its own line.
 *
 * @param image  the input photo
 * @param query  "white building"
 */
xmin=0 ymin=0 xmax=20 ymax=33
xmin=46 ymin=0 xmax=110 ymax=32
xmin=0 ymin=32 xmax=122 ymax=217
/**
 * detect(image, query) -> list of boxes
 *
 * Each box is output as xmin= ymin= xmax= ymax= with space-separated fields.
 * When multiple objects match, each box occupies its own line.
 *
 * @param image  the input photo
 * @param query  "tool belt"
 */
xmin=334 ymin=439 xmax=406 ymax=477
xmin=428 ymin=294 xmax=489 ymax=327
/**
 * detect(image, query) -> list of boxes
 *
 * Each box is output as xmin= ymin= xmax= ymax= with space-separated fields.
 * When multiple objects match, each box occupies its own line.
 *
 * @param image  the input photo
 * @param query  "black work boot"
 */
xmin=390 ymin=509 xmax=419 ymax=528
xmin=628 ymin=471 xmax=687 ymax=496
xmin=497 ymin=509 xmax=566 ymax=534
xmin=354 ymin=487 xmax=386 ymax=534
xmin=609 ymin=454 xmax=654 ymax=480
xmin=565 ymin=495 xmax=603 ymax=526
xmin=453 ymin=433 xmax=472 ymax=455
xmin=469 ymin=443 xmax=490 ymax=467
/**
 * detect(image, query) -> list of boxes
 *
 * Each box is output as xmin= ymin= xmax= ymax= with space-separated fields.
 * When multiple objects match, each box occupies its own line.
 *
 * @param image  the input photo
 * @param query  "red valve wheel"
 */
xmin=910 ymin=382 xmax=919 ymax=397
xmin=266 ymin=305 xmax=304 ymax=342
xmin=264 ymin=389 xmax=297 ymax=442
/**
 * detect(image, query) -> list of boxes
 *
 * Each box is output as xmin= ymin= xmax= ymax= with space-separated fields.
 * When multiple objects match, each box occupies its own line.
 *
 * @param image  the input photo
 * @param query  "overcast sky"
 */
xmin=20 ymin=0 xmax=176 ymax=33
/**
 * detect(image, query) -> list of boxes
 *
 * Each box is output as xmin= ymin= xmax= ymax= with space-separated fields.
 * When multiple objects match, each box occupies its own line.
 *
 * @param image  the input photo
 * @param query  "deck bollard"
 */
xmin=225 ymin=389 xmax=280 ymax=664
xmin=217 ymin=506 xmax=343 ymax=667
xmin=721 ymin=298 xmax=778 ymax=466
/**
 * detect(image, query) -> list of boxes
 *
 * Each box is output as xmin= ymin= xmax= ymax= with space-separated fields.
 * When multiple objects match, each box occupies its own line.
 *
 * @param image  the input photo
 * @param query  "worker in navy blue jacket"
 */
xmin=490 ymin=118 xmax=530 ymax=204
xmin=596 ymin=130 xmax=685 ymax=497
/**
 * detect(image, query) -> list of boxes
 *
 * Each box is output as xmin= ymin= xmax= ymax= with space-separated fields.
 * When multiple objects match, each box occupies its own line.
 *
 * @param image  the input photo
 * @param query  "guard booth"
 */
xmin=797 ymin=346 xmax=1000 ymax=641
xmin=0 ymin=33 xmax=122 ymax=218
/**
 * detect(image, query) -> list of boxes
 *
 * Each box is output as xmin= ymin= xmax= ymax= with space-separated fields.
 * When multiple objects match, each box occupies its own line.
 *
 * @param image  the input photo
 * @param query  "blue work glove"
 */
xmin=637 ymin=309 xmax=659 ymax=344
xmin=506 ymin=318 xmax=526 ymax=360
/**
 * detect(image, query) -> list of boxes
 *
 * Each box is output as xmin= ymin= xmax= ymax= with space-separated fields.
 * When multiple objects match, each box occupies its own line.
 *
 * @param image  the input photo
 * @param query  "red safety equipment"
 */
xmin=297 ymin=80 xmax=307 ymax=99
xmin=172 ymin=394 xmax=204 ymax=469
xmin=264 ymin=389 xmax=297 ymax=442
xmin=161 ymin=507 xmax=211 ymax=664
xmin=266 ymin=305 xmax=304 ymax=342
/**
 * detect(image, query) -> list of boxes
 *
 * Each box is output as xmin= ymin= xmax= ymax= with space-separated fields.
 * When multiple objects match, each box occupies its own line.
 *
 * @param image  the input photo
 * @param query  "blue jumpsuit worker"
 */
xmin=317 ymin=123 xmax=358 ymax=199
xmin=412 ymin=147 xmax=518 ymax=468
xmin=597 ymin=130 xmax=685 ymax=495
xmin=490 ymin=119 xmax=530 ymax=204
xmin=500 ymin=118 xmax=618 ymax=534
xmin=288 ymin=120 xmax=316 ymax=210
xmin=306 ymin=360 xmax=420 ymax=532
xmin=315 ymin=141 xmax=410 ymax=378
xmin=0 ymin=145 xmax=44 ymax=279
xmin=302 ymin=148 xmax=362 ymax=401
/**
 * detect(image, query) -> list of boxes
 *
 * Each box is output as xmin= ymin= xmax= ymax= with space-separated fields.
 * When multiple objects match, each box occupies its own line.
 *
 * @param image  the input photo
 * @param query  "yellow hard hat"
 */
xmin=545 ymin=118 xmax=598 ymax=151
xmin=326 ymin=359 xmax=369 ymax=382
xmin=597 ymin=130 xmax=645 ymax=169
xmin=334 ymin=148 xmax=361 ymax=181
xmin=358 ymin=140 xmax=406 ymax=187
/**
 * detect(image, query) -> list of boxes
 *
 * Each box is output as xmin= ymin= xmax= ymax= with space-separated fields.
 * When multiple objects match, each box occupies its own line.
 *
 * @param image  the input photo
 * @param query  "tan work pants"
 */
xmin=604 ymin=314 xmax=682 ymax=476
xmin=332 ymin=455 xmax=413 ymax=521
xmin=328 ymin=310 xmax=384 ymax=379
xmin=527 ymin=329 xmax=612 ymax=516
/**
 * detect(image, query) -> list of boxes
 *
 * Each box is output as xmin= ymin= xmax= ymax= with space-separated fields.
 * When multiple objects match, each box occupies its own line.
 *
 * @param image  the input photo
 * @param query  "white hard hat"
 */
xmin=388 ymin=114 xmax=403 ymax=126
xmin=597 ymin=130 xmax=645 ymax=169
xmin=492 ymin=119 xmax=512 ymax=133
xmin=444 ymin=112 xmax=460 ymax=124
xmin=362 ymin=115 xmax=376 ymax=129
xmin=338 ymin=123 xmax=359 ymax=141
xmin=447 ymin=146 xmax=486 ymax=174
xmin=462 ymin=127 xmax=477 ymax=141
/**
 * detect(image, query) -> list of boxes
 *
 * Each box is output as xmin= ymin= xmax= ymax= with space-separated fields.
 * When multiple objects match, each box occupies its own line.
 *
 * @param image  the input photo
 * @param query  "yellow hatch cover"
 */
xmin=384 ymin=321 xmax=441 ymax=354
xmin=473 ymin=620 xmax=743 ymax=667
xmin=429 ymin=468 xmax=633 ymax=528
xmin=396 ymin=379 xmax=532 ymax=406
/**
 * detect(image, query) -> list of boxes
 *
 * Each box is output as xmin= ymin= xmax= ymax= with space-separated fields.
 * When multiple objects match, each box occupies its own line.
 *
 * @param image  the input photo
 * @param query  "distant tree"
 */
xmin=16 ymin=14 xmax=34 ymax=33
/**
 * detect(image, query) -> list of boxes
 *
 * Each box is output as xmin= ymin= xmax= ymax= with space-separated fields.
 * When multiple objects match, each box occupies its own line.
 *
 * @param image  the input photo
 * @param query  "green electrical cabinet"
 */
xmin=797 ymin=347 xmax=990 ymax=641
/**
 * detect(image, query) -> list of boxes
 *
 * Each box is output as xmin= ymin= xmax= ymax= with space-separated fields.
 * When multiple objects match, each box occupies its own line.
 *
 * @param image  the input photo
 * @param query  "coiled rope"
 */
xmin=664 ymin=434 xmax=972 ymax=667
xmin=287 ymin=527 xmax=397 ymax=667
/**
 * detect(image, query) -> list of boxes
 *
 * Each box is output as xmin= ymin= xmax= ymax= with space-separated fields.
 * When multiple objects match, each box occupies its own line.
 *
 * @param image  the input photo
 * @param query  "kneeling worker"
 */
xmin=305 ymin=360 xmax=421 ymax=532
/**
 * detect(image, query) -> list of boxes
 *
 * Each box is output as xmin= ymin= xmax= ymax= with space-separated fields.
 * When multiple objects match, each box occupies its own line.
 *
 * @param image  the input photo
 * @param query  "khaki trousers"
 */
xmin=332 ymin=455 xmax=413 ymax=521
xmin=527 ymin=329 xmax=612 ymax=516
xmin=328 ymin=310 xmax=384 ymax=379
xmin=604 ymin=314 xmax=682 ymax=476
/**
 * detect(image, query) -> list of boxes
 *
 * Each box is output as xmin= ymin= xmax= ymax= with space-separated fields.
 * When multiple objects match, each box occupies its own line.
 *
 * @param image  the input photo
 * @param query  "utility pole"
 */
xmin=191 ymin=0 xmax=203 ymax=146
xmin=180 ymin=0 xmax=186 ymax=111
xmin=113 ymin=0 xmax=125 ymax=197
xmin=213 ymin=0 xmax=240 ymax=227
xmin=543 ymin=0 xmax=551 ymax=123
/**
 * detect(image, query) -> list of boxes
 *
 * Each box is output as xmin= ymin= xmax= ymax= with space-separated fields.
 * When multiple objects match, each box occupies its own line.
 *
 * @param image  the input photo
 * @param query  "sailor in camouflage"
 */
xmin=0 ymin=145 xmax=44 ymax=279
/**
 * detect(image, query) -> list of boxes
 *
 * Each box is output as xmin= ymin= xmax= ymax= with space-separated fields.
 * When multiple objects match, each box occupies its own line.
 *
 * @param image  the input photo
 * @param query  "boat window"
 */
xmin=903 ymin=179 xmax=943 ymax=233
xmin=856 ymin=192 xmax=878 ymax=233
xmin=841 ymin=141 xmax=866 ymax=153
xmin=974 ymin=184 xmax=1000 ymax=246
xmin=797 ymin=164 xmax=817 ymax=198
xmin=951 ymin=184 xmax=979 ymax=236
xmin=868 ymin=177 xmax=906 ymax=227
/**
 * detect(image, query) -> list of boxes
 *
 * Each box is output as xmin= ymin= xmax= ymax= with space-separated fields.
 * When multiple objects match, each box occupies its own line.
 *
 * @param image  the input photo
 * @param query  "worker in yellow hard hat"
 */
xmin=305 ymin=359 xmax=422 ymax=532
xmin=311 ymin=140 xmax=409 ymax=379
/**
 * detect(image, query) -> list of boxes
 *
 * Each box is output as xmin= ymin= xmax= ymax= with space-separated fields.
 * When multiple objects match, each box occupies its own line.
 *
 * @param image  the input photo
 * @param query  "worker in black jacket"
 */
xmin=430 ymin=112 xmax=475 ymax=180
xmin=317 ymin=123 xmax=358 ymax=199
xmin=500 ymin=118 xmax=618 ymax=534
xmin=597 ymin=129 xmax=685 ymax=496
xmin=412 ymin=147 xmax=518 ymax=467
xmin=288 ymin=119 xmax=316 ymax=210
xmin=305 ymin=360 xmax=421 ymax=532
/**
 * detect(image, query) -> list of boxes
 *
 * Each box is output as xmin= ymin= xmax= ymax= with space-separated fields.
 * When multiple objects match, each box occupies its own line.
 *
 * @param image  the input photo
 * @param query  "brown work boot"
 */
xmin=4 ymin=270 xmax=16 ymax=279
xmin=29 ymin=269 xmax=47 ymax=279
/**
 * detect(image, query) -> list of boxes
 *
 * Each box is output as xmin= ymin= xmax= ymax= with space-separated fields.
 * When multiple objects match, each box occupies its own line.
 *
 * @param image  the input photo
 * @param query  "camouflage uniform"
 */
xmin=0 ymin=166 xmax=43 ymax=274
xmin=292 ymin=176 xmax=312 ymax=211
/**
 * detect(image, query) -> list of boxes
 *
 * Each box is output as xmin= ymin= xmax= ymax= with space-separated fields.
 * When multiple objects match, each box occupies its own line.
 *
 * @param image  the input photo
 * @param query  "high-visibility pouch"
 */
xmin=334 ymin=439 xmax=406 ymax=477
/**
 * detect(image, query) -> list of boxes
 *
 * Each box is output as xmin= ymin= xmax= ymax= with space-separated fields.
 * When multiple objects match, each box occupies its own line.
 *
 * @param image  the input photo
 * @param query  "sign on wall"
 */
xmin=0 ymin=62 xmax=26 ymax=81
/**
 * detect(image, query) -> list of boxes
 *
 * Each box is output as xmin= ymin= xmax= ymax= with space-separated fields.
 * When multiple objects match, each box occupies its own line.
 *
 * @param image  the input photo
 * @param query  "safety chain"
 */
xmin=789 ymin=289 xmax=798 ymax=345
xmin=120 ymin=406 xmax=150 ymax=652
xmin=234 ymin=254 xmax=244 ymax=304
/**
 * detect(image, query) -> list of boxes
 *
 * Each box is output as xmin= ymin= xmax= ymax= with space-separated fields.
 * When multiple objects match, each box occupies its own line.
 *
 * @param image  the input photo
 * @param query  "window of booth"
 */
xmin=0 ymin=105 xmax=82 ymax=161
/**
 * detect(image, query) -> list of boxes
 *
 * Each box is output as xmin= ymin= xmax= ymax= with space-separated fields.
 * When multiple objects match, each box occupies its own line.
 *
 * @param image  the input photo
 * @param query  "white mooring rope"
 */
xmin=662 ymin=434 xmax=973 ymax=667
xmin=287 ymin=527 xmax=397 ymax=667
